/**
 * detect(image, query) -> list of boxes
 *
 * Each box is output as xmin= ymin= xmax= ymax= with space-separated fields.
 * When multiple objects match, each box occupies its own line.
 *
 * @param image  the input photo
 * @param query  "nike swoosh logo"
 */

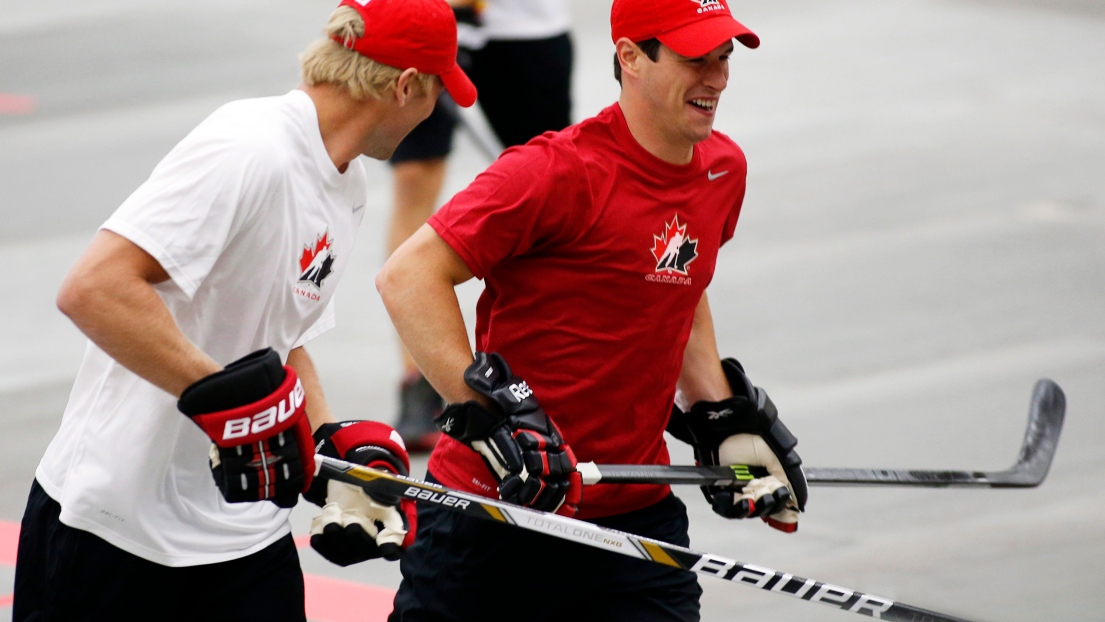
xmin=352 ymin=204 xmax=365 ymax=214
xmin=707 ymin=170 xmax=729 ymax=181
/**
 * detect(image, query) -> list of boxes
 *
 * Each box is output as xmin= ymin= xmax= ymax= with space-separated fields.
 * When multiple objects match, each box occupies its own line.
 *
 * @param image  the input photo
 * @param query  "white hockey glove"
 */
xmin=668 ymin=359 xmax=807 ymax=533
xmin=304 ymin=421 xmax=416 ymax=565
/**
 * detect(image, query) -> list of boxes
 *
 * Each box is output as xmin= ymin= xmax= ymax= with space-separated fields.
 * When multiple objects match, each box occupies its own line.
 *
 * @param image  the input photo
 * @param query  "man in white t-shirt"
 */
xmin=13 ymin=1 xmax=476 ymax=620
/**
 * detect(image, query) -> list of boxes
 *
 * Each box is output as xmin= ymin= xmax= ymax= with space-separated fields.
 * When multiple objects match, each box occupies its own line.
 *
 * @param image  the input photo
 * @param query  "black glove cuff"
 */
xmin=681 ymin=360 xmax=781 ymax=448
xmin=720 ymin=358 xmax=755 ymax=400
xmin=178 ymin=348 xmax=284 ymax=416
xmin=305 ymin=422 xmax=343 ymax=507
xmin=313 ymin=422 xmax=345 ymax=459
xmin=666 ymin=405 xmax=696 ymax=445
xmin=434 ymin=401 xmax=504 ymax=444
xmin=462 ymin=352 xmax=546 ymax=421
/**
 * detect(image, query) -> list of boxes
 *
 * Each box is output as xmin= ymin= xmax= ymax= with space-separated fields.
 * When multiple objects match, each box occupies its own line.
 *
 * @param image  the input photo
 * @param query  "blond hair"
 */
xmin=300 ymin=6 xmax=439 ymax=100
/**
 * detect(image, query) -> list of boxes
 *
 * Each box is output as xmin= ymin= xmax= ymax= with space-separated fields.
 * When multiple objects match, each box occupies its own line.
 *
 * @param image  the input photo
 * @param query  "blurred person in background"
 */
xmin=387 ymin=0 xmax=574 ymax=453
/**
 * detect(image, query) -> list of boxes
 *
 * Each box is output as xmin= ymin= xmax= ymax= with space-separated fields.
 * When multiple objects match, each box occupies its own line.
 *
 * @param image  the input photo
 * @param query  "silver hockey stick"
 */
xmin=315 ymin=455 xmax=974 ymax=622
xmin=579 ymin=378 xmax=1065 ymax=489
xmin=455 ymin=104 xmax=504 ymax=162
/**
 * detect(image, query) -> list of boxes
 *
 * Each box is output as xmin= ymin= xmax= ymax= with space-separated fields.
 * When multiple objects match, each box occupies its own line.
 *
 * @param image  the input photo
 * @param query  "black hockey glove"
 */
xmin=668 ymin=359 xmax=807 ymax=532
xmin=178 ymin=348 xmax=314 ymax=509
xmin=434 ymin=352 xmax=583 ymax=517
xmin=305 ymin=421 xmax=416 ymax=566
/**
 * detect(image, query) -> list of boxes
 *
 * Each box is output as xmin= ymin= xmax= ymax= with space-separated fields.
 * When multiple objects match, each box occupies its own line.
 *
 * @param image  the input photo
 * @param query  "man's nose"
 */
xmin=703 ymin=60 xmax=728 ymax=91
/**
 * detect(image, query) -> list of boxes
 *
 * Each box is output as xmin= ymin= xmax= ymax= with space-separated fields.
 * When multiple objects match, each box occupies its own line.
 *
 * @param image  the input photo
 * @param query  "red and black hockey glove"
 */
xmin=178 ymin=348 xmax=314 ymax=509
xmin=304 ymin=421 xmax=416 ymax=565
xmin=668 ymin=359 xmax=807 ymax=532
xmin=434 ymin=352 xmax=583 ymax=517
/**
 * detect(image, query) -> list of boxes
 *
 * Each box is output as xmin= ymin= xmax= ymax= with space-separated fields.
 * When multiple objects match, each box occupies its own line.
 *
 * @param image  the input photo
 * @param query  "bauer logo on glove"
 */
xmin=178 ymin=348 xmax=316 ymax=508
xmin=220 ymin=379 xmax=305 ymax=441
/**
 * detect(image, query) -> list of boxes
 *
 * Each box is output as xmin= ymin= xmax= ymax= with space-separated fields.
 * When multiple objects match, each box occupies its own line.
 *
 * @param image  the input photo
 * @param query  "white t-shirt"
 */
xmin=36 ymin=89 xmax=368 ymax=567
xmin=458 ymin=0 xmax=571 ymax=49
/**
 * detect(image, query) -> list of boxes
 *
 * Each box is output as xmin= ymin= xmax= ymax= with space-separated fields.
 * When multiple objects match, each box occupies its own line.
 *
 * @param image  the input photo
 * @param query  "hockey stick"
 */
xmin=455 ymin=104 xmax=504 ymax=162
xmin=316 ymin=455 xmax=974 ymax=622
xmin=579 ymin=378 xmax=1065 ymax=489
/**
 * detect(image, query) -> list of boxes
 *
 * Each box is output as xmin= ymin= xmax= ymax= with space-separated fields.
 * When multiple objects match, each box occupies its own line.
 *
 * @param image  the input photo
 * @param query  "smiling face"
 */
xmin=620 ymin=39 xmax=734 ymax=163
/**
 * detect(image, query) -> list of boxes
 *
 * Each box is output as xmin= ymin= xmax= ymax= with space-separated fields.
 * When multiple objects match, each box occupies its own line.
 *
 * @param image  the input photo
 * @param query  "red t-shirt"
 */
xmin=428 ymin=103 xmax=747 ymax=518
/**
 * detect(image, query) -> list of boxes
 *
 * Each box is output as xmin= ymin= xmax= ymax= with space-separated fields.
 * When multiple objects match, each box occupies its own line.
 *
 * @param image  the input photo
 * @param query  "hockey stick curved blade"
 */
xmin=804 ymin=378 xmax=1064 ymax=488
xmin=581 ymin=378 xmax=1065 ymax=488
xmin=315 ymin=455 xmax=974 ymax=622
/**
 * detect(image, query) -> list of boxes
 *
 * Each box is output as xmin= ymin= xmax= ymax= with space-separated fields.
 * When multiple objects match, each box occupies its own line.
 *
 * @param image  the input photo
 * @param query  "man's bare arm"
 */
xmin=287 ymin=346 xmax=338 ymax=431
xmin=677 ymin=292 xmax=731 ymax=404
xmin=56 ymin=229 xmax=219 ymax=397
xmin=376 ymin=224 xmax=484 ymax=405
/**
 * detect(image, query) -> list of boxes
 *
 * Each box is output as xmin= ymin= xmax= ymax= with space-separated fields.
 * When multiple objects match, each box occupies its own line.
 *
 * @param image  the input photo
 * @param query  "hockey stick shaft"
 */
xmin=455 ymin=105 xmax=503 ymax=162
xmin=581 ymin=379 xmax=1064 ymax=489
xmin=316 ymin=455 xmax=973 ymax=622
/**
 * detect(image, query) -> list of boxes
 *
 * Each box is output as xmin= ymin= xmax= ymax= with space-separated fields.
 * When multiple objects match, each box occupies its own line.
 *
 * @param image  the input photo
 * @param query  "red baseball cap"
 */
xmin=611 ymin=0 xmax=760 ymax=58
xmin=333 ymin=0 xmax=476 ymax=107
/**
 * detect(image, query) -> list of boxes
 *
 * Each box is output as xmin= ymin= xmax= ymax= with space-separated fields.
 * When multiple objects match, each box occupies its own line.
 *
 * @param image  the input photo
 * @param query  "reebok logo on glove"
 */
xmin=706 ymin=408 xmax=733 ymax=420
xmin=438 ymin=415 xmax=456 ymax=433
xmin=436 ymin=352 xmax=583 ymax=516
xmin=222 ymin=379 xmax=305 ymax=441
xmin=509 ymin=381 xmax=533 ymax=402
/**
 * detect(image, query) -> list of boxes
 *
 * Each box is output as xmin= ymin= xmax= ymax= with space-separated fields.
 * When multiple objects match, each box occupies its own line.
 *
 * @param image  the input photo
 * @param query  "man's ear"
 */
xmin=615 ymin=38 xmax=643 ymax=80
xmin=394 ymin=67 xmax=421 ymax=106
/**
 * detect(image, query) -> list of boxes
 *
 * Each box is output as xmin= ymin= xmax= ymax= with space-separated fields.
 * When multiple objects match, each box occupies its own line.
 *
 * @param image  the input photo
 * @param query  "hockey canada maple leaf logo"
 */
xmin=299 ymin=231 xmax=335 ymax=289
xmin=691 ymin=0 xmax=725 ymax=12
xmin=651 ymin=216 xmax=699 ymax=275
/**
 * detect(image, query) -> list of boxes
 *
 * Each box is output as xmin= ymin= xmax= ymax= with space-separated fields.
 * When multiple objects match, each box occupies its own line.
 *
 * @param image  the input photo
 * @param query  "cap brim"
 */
xmin=440 ymin=64 xmax=477 ymax=108
xmin=658 ymin=15 xmax=760 ymax=58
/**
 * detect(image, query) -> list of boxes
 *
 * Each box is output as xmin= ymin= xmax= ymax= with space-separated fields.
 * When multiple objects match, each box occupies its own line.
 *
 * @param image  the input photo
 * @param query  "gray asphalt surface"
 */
xmin=2 ymin=0 xmax=1103 ymax=620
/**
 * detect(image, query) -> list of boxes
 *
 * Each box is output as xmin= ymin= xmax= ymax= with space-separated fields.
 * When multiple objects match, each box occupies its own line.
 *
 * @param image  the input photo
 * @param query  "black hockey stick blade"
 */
xmin=315 ymin=455 xmax=975 ymax=622
xmin=580 ymin=378 xmax=1065 ymax=488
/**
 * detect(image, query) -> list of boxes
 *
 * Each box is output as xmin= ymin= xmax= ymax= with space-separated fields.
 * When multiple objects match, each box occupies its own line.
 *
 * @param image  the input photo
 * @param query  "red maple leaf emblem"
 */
xmin=650 ymin=215 xmax=698 ymax=275
xmin=299 ymin=232 xmax=332 ymax=273
xmin=651 ymin=217 xmax=687 ymax=264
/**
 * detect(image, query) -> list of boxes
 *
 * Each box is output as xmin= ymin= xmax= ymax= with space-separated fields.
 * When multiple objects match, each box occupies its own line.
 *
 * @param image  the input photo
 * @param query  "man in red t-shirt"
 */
xmin=377 ymin=0 xmax=808 ymax=618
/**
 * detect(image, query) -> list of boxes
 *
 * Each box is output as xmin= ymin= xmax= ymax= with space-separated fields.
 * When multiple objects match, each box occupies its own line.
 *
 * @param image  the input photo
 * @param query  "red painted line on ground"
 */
xmin=0 ymin=521 xmax=19 ymax=566
xmin=0 ymin=93 xmax=36 ymax=115
xmin=304 ymin=574 xmax=395 ymax=622
xmin=0 ymin=521 xmax=396 ymax=621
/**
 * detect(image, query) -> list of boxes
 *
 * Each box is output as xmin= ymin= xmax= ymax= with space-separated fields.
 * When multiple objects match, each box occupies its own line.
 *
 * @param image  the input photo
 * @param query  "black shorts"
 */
xmin=14 ymin=479 xmax=307 ymax=622
xmin=388 ymin=474 xmax=702 ymax=622
xmin=389 ymin=33 xmax=573 ymax=164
